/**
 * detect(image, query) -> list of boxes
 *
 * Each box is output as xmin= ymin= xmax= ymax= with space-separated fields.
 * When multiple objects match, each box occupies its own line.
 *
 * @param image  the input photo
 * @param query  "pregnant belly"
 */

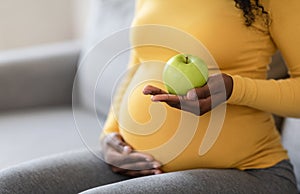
xmin=118 ymin=61 xmax=230 ymax=171
xmin=115 ymin=60 xmax=287 ymax=172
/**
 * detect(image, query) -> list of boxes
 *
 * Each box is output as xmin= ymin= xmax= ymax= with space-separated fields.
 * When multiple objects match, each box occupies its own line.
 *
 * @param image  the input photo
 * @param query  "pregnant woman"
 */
xmin=95 ymin=0 xmax=299 ymax=193
xmin=1 ymin=0 xmax=299 ymax=193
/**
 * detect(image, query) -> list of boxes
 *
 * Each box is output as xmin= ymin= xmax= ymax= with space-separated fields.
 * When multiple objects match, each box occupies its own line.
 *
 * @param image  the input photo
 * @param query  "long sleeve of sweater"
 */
xmin=228 ymin=0 xmax=300 ymax=118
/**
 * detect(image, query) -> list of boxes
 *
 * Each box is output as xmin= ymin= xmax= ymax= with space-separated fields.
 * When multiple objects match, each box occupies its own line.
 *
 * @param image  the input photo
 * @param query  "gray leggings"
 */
xmin=0 ymin=149 xmax=297 ymax=194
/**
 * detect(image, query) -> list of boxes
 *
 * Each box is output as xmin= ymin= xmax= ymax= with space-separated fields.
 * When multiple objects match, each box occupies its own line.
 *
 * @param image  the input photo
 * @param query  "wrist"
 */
xmin=224 ymin=73 xmax=233 ymax=100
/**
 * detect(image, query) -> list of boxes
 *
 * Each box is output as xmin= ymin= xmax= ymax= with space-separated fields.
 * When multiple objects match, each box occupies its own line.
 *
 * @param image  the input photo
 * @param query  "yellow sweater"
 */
xmin=102 ymin=0 xmax=300 ymax=171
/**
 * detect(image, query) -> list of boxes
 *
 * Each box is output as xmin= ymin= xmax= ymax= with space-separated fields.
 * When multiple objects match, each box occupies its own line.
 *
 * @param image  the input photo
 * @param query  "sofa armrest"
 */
xmin=281 ymin=118 xmax=300 ymax=191
xmin=0 ymin=41 xmax=81 ymax=111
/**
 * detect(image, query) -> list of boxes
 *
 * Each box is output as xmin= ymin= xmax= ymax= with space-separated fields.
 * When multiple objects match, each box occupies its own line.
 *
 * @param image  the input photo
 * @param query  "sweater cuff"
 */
xmin=227 ymin=75 xmax=257 ymax=106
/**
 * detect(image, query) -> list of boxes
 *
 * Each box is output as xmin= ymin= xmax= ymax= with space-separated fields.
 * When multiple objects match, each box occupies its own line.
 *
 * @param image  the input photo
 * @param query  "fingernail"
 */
xmin=143 ymin=89 xmax=150 ymax=94
xmin=153 ymin=162 xmax=161 ymax=168
xmin=154 ymin=170 xmax=162 ymax=175
xmin=123 ymin=146 xmax=132 ymax=154
xmin=187 ymin=91 xmax=197 ymax=100
xmin=151 ymin=96 xmax=158 ymax=102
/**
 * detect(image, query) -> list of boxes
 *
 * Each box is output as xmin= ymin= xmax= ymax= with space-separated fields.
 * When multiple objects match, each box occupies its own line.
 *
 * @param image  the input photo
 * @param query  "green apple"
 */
xmin=163 ymin=54 xmax=209 ymax=95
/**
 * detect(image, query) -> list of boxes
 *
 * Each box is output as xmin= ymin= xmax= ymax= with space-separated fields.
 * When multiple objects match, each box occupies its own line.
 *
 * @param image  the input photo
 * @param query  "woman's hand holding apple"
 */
xmin=143 ymin=73 xmax=233 ymax=116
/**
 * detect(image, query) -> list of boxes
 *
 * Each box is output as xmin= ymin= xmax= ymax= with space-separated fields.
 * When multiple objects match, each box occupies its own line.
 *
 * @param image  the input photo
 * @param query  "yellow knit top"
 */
xmin=102 ymin=0 xmax=300 ymax=172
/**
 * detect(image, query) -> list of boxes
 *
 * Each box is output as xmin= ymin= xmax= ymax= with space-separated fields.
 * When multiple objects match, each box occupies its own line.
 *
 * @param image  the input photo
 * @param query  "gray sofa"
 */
xmin=0 ymin=0 xmax=299 ymax=192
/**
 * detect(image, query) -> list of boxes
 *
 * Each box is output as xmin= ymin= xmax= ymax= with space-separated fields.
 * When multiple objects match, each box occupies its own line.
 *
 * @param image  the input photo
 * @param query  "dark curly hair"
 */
xmin=234 ymin=0 xmax=269 ymax=27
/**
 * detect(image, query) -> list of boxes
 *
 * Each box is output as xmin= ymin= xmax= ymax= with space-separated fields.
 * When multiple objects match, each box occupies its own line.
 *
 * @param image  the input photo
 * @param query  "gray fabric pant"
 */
xmin=0 ymin=149 xmax=298 ymax=194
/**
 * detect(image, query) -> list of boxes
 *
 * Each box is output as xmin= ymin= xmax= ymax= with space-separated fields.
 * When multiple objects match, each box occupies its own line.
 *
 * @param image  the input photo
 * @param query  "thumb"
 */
xmin=106 ymin=133 xmax=133 ymax=154
xmin=186 ymin=85 xmax=210 ymax=100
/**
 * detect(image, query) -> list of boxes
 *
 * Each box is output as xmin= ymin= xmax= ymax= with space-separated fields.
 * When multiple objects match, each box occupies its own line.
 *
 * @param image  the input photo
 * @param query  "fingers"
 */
xmin=187 ymin=84 xmax=210 ymax=100
xmin=151 ymin=94 xmax=183 ymax=110
xmin=111 ymin=166 xmax=162 ymax=177
xmin=107 ymin=150 xmax=163 ymax=177
xmin=181 ymin=98 xmax=209 ymax=116
xmin=149 ymin=90 xmax=214 ymax=116
xmin=186 ymin=73 xmax=231 ymax=101
xmin=143 ymin=85 xmax=168 ymax=95
xmin=116 ymin=160 xmax=161 ymax=171
xmin=105 ymin=133 xmax=132 ymax=154
xmin=125 ymin=169 xmax=162 ymax=177
xmin=114 ymin=152 xmax=155 ymax=165
xmin=104 ymin=133 xmax=156 ymax=164
xmin=186 ymin=75 xmax=220 ymax=100
xmin=183 ymin=92 xmax=227 ymax=115
xmin=109 ymin=155 xmax=163 ymax=177
xmin=103 ymin=133 xmax=160 ymax=165
xmin=142 ymin=74 xmax=229 ymax=116
xmin=107 ymin=153 xmax=158 ymax=169
xmin=151 ymin=93 xmax=180 ymax=103
xmin=102 ymin=132 xmax=163 ymax=177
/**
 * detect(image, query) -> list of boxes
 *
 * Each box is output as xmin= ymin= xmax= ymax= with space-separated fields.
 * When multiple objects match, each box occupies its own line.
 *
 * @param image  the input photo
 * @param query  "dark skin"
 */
xmin=143 ymin=73 xmax=233 ymax=116
xmin=100 ymin=132 xmax=163 ymax=177
xmin=101 ymin=73 xmax=233 ymax=177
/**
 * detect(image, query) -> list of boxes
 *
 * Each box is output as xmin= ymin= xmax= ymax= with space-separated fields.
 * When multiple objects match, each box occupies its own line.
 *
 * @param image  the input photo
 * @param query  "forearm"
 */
xmin=227 ymin=75 xmax=300 ymax=117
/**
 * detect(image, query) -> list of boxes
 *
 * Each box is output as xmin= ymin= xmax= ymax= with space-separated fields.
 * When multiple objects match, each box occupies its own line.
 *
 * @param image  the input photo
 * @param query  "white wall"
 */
xmin=73 ymin=0 xmax=90 ymax=39
xmin=0 ymin=0 xmax=90 ymax=51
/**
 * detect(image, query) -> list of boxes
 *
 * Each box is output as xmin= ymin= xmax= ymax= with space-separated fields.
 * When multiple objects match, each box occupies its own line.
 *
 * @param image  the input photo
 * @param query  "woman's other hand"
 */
xmin=100 ymin=133 xmax=162 ymax=177
xmin=143 ymin=73 xmax=233 ymax=116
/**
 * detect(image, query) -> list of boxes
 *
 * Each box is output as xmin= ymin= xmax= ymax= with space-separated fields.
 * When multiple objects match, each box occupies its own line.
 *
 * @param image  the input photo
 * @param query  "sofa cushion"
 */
xmin=0 ymin=107 xmax=103 ymax=169
xmin=75 ymin=0 xmax=135 ymax=117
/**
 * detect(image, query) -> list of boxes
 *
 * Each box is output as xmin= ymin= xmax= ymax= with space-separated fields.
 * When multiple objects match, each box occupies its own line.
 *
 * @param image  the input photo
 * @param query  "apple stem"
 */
xmin=185 ymin=56 xmax=188 ymax=64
